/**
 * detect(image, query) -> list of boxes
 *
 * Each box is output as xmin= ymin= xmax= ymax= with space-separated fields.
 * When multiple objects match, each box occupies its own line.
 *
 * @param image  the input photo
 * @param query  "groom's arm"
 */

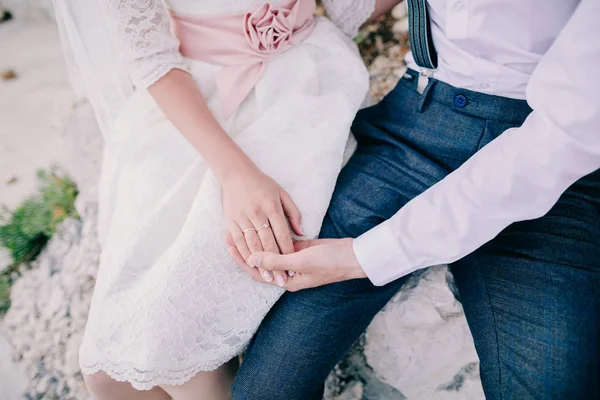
xmin=354 ymin=0 xmax=600 ymax=285
xmin=233 ymin=0 xmax=600 ymax=291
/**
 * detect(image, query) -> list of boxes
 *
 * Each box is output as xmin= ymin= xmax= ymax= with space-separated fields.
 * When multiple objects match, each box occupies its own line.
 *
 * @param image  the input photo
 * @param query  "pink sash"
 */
xmin=171 ymin=0 xmax=317 ymax=118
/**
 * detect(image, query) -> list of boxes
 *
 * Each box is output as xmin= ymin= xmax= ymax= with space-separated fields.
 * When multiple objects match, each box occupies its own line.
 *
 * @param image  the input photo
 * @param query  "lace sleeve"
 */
xmin=106 ymin=0 xmax=189 ymax=88
xmin=322 ymin=0 xmax=376 ymax=37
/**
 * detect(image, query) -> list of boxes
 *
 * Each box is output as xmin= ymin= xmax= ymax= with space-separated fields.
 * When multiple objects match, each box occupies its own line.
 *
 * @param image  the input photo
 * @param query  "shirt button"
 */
xmin=479 ymin=83 xmax=490 ymax=89
xmin=454 ymin=94 xmax=467 ymax=108
xmin=453 ymin=1 xmax=464 ymax=11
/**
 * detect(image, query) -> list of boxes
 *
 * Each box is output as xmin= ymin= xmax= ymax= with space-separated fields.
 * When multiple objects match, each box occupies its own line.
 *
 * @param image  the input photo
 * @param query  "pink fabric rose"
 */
xmin=244 ymin=3 xmax=296 ymax=53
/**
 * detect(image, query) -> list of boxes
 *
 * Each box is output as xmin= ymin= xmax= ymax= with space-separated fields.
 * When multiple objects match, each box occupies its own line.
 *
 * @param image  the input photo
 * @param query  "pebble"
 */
xmin=392 ymin=18 xmax=409 ymax=34
xmin=1 ymin=69 xmax=17 ymax=81
xmin=391 ymin=2 xmax=408 ymax=20
xmin=0 ymin=10 xmax=12 ymax=24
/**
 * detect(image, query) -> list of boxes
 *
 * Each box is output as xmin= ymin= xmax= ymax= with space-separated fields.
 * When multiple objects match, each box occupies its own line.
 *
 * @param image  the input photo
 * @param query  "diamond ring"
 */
xmin=256 ymin=222 xmax=270 ymax=232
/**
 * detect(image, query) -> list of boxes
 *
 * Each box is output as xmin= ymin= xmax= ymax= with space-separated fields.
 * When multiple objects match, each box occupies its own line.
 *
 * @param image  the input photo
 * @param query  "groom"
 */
xmin=231 ymin=0 xmax=600 ymax=398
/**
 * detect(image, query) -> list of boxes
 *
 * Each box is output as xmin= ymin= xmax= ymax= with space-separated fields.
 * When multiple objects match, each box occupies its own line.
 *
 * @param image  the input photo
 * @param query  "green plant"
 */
xmin=0 ymin=274 xmax=10 ymax=315
xmin=0 ymin=168 xmax=79 ymax=315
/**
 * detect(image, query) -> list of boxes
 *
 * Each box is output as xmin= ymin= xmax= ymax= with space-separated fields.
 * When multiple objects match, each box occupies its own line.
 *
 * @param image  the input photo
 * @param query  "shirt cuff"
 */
xmin=352 ymin=221 xmax=414 ymax=286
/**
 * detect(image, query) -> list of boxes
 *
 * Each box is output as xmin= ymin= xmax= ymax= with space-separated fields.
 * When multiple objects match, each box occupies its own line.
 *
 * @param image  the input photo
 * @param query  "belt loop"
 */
xmin=418 ymin=78 xmax=436 ymax=112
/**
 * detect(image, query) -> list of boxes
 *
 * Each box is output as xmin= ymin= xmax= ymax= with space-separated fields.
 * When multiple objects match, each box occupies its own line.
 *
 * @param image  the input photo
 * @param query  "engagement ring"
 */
xmin=257 ymin=222 xmax=270 ymax=231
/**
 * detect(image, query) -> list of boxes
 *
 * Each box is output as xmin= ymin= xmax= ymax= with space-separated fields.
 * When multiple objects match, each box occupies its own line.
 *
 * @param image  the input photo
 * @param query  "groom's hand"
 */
xmin=226 ymin=235 xmax=368 ymax=291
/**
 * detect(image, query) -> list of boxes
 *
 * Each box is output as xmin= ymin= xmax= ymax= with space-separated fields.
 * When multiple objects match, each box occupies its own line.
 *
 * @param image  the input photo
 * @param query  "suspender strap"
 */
xmin=406 ymin=0 xmax=438 ymax=70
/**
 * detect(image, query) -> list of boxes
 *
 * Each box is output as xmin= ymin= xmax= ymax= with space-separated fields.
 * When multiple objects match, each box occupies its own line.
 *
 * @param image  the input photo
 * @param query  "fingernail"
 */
xmin=287 ymin=271 xmax=295 ymax=277
xmin=248 ymin=254 xmax=260 ymax=268
xmin=262 ymin=270 xmax=273 ymax=282
xmin=276 ymin=274 xmax=286 ymax=287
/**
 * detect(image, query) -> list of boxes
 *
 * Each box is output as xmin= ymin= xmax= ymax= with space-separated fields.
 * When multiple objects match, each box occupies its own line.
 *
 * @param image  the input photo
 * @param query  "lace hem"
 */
xmin=322 ymin=0 xmax=376 ymax=37
xmin=137 ymin=61 xmax=191 ymax=89
xmin=80 ymin=343 xmax=246 ymax=390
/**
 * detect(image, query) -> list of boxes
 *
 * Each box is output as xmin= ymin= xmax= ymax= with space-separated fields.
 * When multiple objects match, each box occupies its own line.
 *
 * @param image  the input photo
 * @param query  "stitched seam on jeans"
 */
xmin=474 ymin=251 xmax=506 ymax=400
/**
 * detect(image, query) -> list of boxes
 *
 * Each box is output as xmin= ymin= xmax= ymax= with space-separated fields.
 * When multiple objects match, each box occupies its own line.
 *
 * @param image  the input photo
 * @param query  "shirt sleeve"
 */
xmin=353 ymin=0 xmax=600 ymax=286
xmin=321 ymin=0 xmax=376 ymax=37
xmin=105 ymin=0 xmax=190 ymax=89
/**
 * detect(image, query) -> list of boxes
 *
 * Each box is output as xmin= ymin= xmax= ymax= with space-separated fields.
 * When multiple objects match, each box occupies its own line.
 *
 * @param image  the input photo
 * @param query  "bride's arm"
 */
xmin=103 ymin=0 xmax=243 ymax=180
xmin=148 ymin=70 xmax=255 ymax=186
xmin=322 ymin=0 xmax=404 ymax=37
xmin=106 ymin=1 xmax=302 ymax=286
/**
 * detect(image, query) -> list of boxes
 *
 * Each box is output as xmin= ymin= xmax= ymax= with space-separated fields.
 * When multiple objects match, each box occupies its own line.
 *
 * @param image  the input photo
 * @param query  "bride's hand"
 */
xmin=148 ymin=69 xmax=302 ymax=285
xmin=222 ymin=166 xmax=303 ymax=287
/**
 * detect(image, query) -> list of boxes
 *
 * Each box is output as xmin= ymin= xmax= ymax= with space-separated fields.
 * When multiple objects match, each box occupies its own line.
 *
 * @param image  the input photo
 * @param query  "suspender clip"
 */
xmin=417 ymin=68 xmax=434 ymax=94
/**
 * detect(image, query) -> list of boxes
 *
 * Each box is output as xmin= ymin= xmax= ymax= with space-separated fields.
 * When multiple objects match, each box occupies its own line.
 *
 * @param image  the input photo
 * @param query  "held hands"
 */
xmin=221 ymin=166 xmax=303 ymax=287
xmin=227 ymin=237 xmax=368 ymax=291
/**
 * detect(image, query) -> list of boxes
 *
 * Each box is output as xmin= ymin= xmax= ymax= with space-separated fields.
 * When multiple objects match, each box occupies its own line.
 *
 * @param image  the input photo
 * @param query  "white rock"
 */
xmin=335 ymin=381 xmax=364 ymax=400
xmin=363 ymin=266 xmax=484 ymax=399
xmin=392 ymin=18 xmax=410 ymax=34
xmin=63 ymin=332 xmax=83 ymax=376
xmin=42 ymin=286 xmax=66 ymax=321
xmin=0 ymin=334 xmax=28 ymax=400
xmin=369 ymin=55 xmax=392 ymax=76
xmin=393 ymin=66 xmax=409 ymax=78
xmin=391 ymin=2 xmax=408 ymax=20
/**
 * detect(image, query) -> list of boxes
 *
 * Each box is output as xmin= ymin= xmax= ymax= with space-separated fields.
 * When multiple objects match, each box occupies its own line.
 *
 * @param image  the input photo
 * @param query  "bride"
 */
xmin=55 ymin=0 xmax=375 ymax=398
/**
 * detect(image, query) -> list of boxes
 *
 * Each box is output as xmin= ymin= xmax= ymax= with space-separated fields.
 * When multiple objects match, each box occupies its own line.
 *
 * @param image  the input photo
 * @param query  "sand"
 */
xmin=0 ymin=19 xmax=76 ymax=210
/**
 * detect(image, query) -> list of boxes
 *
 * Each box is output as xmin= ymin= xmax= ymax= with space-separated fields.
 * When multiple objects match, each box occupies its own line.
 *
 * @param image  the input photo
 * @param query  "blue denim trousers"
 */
xmin=232 ymin=70 xmax=600 ymax=400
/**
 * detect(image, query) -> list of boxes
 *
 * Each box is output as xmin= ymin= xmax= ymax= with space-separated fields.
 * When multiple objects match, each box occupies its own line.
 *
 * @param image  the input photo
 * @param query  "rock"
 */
xmin=41 ymin=286 xmax=66 ymax=321
xmin=391 ymin=2 xmax=409 ymax=20
xmin=1 ymin=68 xmax=17 ymax=81
xmin=392 ymin=18 xmax=410 ymax=34
xmin=1 ymin=207 xmax=99 ymax=399
xmin=335 ymin=381 xmax=364 ymax=400
xmin=369 ymin=55 xmax=393 ymax=76
xmin=0 ymin=10 xmax=12 ymax=24
xmin=359 ymin=267 xmax=484 ymax=399
xmin=0 ymin=333 xmax=28 ymax=400
xmin=393 ymin=66 xmax=409 ymax=78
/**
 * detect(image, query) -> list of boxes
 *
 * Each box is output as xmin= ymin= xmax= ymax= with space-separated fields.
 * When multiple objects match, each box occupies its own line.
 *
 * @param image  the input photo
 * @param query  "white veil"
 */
xmin=53 ymin=0 xmax=134 ymax=139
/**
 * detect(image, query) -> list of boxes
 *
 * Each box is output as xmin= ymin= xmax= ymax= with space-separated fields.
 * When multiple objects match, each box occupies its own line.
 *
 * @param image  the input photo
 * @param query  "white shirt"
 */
xmin=353 ymin=0 xmax=600 ymax=286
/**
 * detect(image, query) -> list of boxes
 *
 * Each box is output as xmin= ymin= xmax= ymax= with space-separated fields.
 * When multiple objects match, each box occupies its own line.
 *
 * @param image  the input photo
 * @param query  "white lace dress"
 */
xmin=79 ymin=0 xmax=373 ymax=390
